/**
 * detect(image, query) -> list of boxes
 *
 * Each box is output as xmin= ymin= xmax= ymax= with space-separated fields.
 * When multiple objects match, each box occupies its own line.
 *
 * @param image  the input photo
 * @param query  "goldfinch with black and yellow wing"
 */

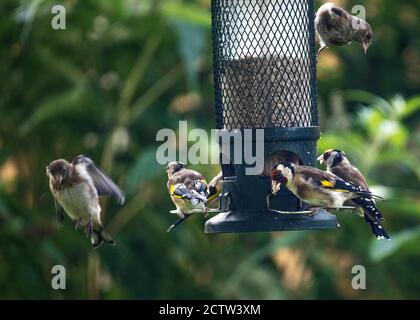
xmin=166 ymin=161 xmax=209 ymax=231
xmin=271 ymin=162 xmax=379 ymax=209
xmin=318 ymin=149 xmax=390 ymax=240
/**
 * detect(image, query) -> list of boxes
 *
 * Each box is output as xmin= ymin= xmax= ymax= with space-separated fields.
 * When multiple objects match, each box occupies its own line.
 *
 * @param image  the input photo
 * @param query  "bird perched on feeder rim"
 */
xmin=315 ymin=2 xmax=373 ymax=56
xmin=166 ymin=161 xmax=209 ymax=231
xmin=318 ymin=149 xmax=390 ymax=240
xmin=47 ymin=155 xmax=125 ymax=248
xmin=207 ymin=171 xmax=223 ymax=206
xmin=271 ymin=161 xmax=383 ymax=214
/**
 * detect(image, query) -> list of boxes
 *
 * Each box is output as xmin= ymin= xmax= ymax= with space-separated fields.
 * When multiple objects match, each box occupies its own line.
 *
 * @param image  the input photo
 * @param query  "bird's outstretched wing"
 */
xmin=72 ymin=155 xmax=125 ymax=204
xmin=54 ymin=199 xmax=65 ymax=227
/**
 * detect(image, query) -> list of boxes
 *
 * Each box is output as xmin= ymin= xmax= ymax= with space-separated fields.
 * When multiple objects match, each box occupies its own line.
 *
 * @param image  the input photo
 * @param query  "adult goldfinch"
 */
xmin=271 ymin=162 xmax=380 ymax=210
xmin=318 ymin=149 xmax=390 ymax=240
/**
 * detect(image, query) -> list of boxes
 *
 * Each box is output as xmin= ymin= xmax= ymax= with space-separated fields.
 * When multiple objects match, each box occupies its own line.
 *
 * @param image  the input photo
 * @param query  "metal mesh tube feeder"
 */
xmin=205 ymin=0 xmax=339 ymax=233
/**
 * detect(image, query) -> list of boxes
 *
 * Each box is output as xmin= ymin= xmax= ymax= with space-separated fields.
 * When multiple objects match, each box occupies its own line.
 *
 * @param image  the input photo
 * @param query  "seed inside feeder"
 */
xmin=221 ymin=55 xmax=315 ymax=129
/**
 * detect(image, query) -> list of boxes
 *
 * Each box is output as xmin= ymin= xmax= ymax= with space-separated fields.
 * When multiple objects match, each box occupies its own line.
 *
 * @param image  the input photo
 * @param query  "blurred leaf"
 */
xmin=160 ymin=2 xmax=211 ymax=28
xmin=126 ymin=148 xmax=161 ymax=195
xmin=118 ymin=35 xmax=161 ymax=120
xmin=344 ymin=90 xmax=392 ymax=115
xmin=171 ymin=20 xmax=207 ymax=90
xmin=402 ymin=95 xmax=420 ymax=119
xmin=228 ymin=233 xmax=306 ymax=286
xmin=126 ymin=65 xmax=183 ymax=125
xmin=18 ymin=86 xmax=90 ymax=137
xmin=370 ymin=225 xmax=420 ymax=262
xmin=14 ymin=0 xmax=44 ymax=40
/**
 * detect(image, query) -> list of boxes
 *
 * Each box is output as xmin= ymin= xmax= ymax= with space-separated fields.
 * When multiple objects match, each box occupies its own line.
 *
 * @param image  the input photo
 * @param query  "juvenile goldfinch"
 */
xmin=315 ymin=2 xmax=373 ymax=55
xmin=166 ymin=162 xmax=209 ymax=231
xmin=207 ymin=171 xmax=223 ymax=206
xmin=318 ymin=149 xmax=390 ymax=240
xmin=271 ymin=162 xmax=380 ymax=210
xmin=47 ymin=155 xmax=125 ymax=248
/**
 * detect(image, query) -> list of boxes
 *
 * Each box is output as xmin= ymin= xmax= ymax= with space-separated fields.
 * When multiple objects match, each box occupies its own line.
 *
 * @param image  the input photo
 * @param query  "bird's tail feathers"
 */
xmin=352 ymin=197 xmax=390 ymax=240
xmin=368 ymin=220 xmax=391 ymax=240
xmin=353 ymin=197 xmax=384 ymax=221
xmin=91 ymin=227 xmax=116 ymax=249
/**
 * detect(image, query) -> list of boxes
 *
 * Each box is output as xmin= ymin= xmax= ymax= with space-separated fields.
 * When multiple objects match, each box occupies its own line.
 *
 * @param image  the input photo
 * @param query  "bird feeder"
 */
xmin=205 ymin=0 xmax=338 ymax=233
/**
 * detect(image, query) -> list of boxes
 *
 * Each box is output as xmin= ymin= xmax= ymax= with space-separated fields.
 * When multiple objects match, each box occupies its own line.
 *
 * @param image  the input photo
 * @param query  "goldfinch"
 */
xmin=271 ymin=161 xmax=381 ymax=210
xmin=318 ymin=149 xmax=390 ymax=240
xmin=315 ymin=2 xmax=373 ymax=55
xmin=166 ymin=161 xmax=209 ymax=231
xmin=47 ymin=155 xmax=124 ymax=248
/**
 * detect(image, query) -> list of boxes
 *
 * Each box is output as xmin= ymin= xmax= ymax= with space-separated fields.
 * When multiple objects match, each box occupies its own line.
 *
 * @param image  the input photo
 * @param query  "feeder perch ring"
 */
xmin=170 ymin=209 xmax=221 ymax=215
xmin=267 ymin=206 xmax=357 ymax=215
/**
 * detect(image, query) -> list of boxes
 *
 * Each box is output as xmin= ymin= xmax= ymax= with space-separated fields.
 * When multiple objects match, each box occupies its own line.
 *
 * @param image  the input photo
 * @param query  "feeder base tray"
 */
xmin=204 ymin=208 xmax=339 ymax=234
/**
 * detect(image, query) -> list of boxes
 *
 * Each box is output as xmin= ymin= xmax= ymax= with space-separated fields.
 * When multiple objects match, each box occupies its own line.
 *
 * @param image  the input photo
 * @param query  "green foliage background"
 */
xmin=0 ymin=0 xmax=419 ymax=299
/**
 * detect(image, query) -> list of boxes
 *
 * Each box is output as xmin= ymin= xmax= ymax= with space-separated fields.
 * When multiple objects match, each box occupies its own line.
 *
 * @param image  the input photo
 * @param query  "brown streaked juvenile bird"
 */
xmin=47 ymin=155 xmax=125 ymax=248
xmin=318 ymin=149 xmax=390 ymax=240
xmin=166 ymin=161 xmax=209 ymax=232
xmin=207 ymin=171 xmax=223 ymax=206
xmin=315 ymin=2 xmax=373 ymax=55
xmin=271 ymin=161 xmax=383 ymax=213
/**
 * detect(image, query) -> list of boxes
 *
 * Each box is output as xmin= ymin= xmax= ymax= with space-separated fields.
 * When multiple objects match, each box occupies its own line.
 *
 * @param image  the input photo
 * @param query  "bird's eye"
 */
xmin=325 ymin=152 xmax=330 ymax=158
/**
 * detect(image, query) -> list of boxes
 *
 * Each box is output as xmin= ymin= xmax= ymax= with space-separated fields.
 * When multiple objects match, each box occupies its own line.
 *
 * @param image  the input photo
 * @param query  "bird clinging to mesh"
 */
xmin=315 ymin=2 xmax=373 ymax=56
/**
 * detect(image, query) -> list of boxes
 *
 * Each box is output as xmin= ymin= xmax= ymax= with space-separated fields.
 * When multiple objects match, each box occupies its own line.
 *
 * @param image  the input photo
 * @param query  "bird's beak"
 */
xmin=317 ymin=155 xmax=324 ymax=165
xmin=362 ymin=41 xmax=370 ymax=54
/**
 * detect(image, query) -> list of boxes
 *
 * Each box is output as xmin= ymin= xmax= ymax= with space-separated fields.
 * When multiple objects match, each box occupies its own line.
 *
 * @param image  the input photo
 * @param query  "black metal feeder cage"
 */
xmin=205 ymin=0 xmax=339 ymax=233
